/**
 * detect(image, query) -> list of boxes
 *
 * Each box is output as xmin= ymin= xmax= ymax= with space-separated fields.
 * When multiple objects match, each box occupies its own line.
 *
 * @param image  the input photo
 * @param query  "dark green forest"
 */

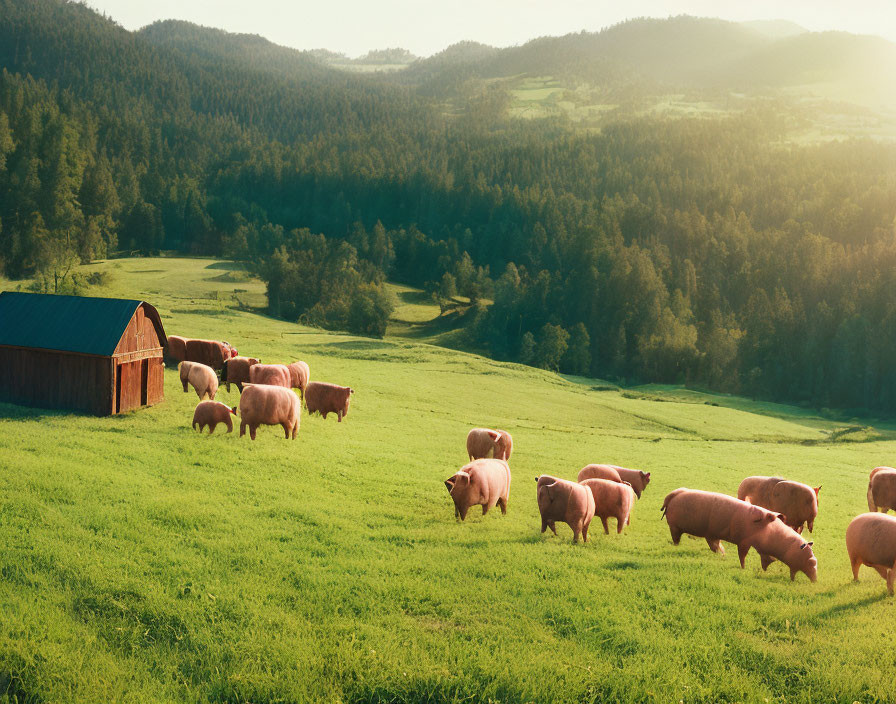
xmin=2 ymin=0 xmax=896 ymax=411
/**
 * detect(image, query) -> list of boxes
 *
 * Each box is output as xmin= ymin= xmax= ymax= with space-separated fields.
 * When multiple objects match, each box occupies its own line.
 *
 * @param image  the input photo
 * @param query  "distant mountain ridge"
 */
xmin=397 ymin=15 xmax=896 ymax=107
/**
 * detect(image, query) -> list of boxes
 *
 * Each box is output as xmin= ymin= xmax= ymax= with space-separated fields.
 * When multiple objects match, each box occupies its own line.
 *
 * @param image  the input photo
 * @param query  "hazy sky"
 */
xmin=86 ymin=0 xmax=896 ymax=57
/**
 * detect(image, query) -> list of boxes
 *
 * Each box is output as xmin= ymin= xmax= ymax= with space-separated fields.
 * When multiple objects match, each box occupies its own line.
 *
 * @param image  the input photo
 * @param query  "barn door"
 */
xmin=116 ymin=362 xmax=142 ymax=412
xmin=140 ymin=359 xmax=148 ymax=405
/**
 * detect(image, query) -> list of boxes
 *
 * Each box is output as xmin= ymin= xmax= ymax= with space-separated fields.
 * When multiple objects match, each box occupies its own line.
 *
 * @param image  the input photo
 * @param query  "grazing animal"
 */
xmin=580 ymin=478 xmax=636 ymax=534
xmin=577 ymin=464 xmax=624 ymax=484
xmin=611 ymin=466 xmax=652 ymax=499
xmin=288 ymin=361 xmax=311 ymax=399
xmin=661 ymin=488 xmax=780 ymax=561
xmin=184 ymin=338 xmax=232 ymax=370
xmin=249 ymin=363 xmax=291 ymax=388
xmin=444 ymin=459 xmax=511 ymax=521
xmin=466 ymin=428 xmax=513 ymax=462
xmin=179 ymin=361 xmax=218 ymax=401
xmin=868 ymin=467 xmax=896 ymax=513
xmin=192 ymin=401 xmax=236 ymax=434
xmin=238 ymin=384 xmax=301 ymax=440
xmin=749 ymin=516 xmax=818 ymax=582
xmin=166 ymin=335 xmax=188 ymax=363
xmin=536 ymin=475 xmax=595 ymax=543
xmin=737 ymin=476 xmax=820 ymax=533
xmin=305 ymin=382 xmax=353 ymax=422
xmin=221 ymin=356 xmax=260 ymax=393
xmin=846 ymin=513 xmax=896 ymax=594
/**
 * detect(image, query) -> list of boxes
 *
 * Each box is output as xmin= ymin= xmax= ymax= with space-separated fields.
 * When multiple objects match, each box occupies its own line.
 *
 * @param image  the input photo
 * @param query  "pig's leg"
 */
xmin=669 ymin=526 xmax=682 ymax=545
xmin=208 ymin=423 xmax=215 ymax=435
xmin=240 ymin=420 xmax=247 ymax=437
xmin=873 ymin=564 xmax=889 ymax=580
xmin=482 ymin=504 xmax=490 ymax=516
xmin=250 ymin=425 xmax=257 ymax=440
xmin=281 ymin=422 xmax=290 ymax=439
xmin=498 ymin=497 xmax=507 ymax=515
xmin=850 ymin=554 xmax=862 ymax=581
xmin=737 ymin=543 xmax=750 ymax=568
xmin=459 ymin=505 xmax=469 ymax=521
xmin=549 ymin=521 xmax=557 ymax=536
xmin=616 ymin=516 xmax=624 ymax=534
xmin=600 ymin=517 xmax=609 ymax=535
xmin=582 ymin=517 xmax=592 ymax=543
xmin=888 ymin=563 xmax=896 ymax=595
xmin=707 ymin=538 xmax=723 ymax=554
xmin=760 ymin=553 xmax=776 ymax=571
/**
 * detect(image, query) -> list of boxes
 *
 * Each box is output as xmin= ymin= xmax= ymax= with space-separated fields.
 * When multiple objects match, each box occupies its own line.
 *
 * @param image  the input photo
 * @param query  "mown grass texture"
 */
xmin=2 ymin=258 xmax=896 ymax=703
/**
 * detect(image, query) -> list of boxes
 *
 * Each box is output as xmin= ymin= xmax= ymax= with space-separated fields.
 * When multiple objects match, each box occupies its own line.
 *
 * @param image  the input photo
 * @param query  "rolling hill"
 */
xmin=2 ymin=257 xmax=896 ymax=702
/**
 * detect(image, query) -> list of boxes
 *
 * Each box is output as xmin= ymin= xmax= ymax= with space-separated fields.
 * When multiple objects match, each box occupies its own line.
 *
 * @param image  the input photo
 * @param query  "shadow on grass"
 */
xmin=0 ymin=402 xmax=83 ymax=421
xmin=812 ymin=590 xmax=890 ymax=620
xmin=204 ymin=261 xmax=246 ymax=271
xmin=325 ymin=340 xmax=397 ymax=351
xmin=396 ymin=289 xmax=434 ymax=306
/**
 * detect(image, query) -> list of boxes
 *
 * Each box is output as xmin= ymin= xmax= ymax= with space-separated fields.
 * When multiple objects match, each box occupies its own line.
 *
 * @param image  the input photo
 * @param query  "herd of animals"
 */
xmin=166 ymin=335 xmax=896 ymax=596
xmin=449 ymin=428 xmax=896 ymax=595
xmin=165 ymin=335 xmax=353 ymax=439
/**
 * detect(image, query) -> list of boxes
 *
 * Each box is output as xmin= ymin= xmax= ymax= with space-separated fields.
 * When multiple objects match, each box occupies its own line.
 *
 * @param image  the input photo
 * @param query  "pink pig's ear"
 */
xmin=813 ymin=486 xmax=821 ymax=496
xmin=487 ymin=429 xmax=501 ymax=442
xmin=800 ymin=542 xmax=814 ymax=549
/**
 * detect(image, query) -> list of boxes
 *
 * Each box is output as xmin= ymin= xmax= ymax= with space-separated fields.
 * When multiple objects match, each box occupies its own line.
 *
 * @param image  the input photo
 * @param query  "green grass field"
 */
xmin=2 ymin=258 xmax=896 ymax=703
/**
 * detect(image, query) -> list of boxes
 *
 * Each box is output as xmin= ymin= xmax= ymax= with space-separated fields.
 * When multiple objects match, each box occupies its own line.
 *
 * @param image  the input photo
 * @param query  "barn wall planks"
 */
xmin=0 ymin=347 xmax=111 ymax=414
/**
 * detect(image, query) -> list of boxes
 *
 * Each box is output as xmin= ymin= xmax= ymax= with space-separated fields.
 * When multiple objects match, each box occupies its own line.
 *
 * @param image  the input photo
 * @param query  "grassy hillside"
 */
xmin=2 ymin=258 xmax=896 ymax=703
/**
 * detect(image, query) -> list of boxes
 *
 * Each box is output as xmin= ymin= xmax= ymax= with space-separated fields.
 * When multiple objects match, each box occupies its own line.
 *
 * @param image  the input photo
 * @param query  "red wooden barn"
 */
xmin=0 ymin=292 xmax=167 ymax=415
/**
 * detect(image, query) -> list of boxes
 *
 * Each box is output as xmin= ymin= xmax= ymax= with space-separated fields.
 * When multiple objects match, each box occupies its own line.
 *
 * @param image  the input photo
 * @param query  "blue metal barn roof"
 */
xmin=0 ymin=291 xmax=164 ymax=356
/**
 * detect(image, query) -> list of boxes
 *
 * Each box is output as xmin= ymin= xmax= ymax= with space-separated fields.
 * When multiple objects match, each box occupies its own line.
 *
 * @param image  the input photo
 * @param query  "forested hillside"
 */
xmin=1 ymin=0 xmax=896 ymax=411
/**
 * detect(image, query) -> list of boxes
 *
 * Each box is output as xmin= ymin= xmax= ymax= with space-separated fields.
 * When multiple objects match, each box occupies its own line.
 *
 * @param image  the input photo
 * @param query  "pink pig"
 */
xmin=192 ymin=401 xmax=237 ymax=434
xmin=868 ymin=467 xmax=896 ymax=513
xmin=846 ymin=512 xmax=896 ymax=594
xmin=466 ymin=428 xmax=513 ymax=462
xmin=445 ymin=459 xmax=511 ymax=520
xmin=580 ymin=478 xmax=636 ymax=534
xmin=536 ymin=475 xmax=595 ymax=543
xmin=577 ymin=464 xmax=624 ymax=484
xmin=178 ymin=361 xmax=218 ymax=401
xmin=738 ymin=476 xmax=820 ymax=533
xmin=662 ymin=488 xmax=780 ymax=562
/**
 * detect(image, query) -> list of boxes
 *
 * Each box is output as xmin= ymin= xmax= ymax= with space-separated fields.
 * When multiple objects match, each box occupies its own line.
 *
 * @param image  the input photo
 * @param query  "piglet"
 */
xmin=192 ymin=401 xmax=237 ymax=434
